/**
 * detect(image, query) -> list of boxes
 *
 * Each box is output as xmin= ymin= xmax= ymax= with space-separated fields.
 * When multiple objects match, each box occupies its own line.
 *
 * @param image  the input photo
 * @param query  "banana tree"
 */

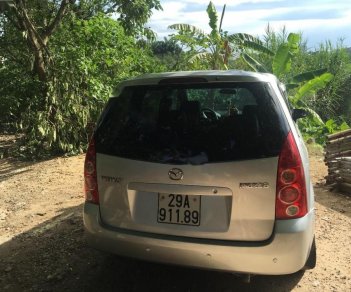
xmin=244 ymin=32 xmax=300 ymax=77
xmin=286 ymin=49 xmax=349 ymax=143
xmin=168 ymin=1 xmax=273 ymax=70
xmin=245 ymin=32 xmax=332 ymax=113
xmin=245 ymin=31 xmax=345 ymax=142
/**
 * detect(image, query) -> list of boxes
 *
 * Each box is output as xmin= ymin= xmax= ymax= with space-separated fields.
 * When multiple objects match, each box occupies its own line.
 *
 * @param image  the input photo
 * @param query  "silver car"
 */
xmin=83 ymin=71 xmax=316 ymax=276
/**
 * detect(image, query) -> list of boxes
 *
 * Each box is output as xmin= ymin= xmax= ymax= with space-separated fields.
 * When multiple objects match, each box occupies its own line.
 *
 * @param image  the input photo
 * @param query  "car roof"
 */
xmin=119 ymin=70 xmax=279 ymax=87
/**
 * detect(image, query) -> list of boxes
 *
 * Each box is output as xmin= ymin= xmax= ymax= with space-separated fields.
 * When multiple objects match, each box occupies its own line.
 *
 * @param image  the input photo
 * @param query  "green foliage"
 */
xmin=40 ymin=15 xmax=158 ymax=155
xmin=1 ymin=1 xmax=351 ymax=155
xmin=289 ymin=72 xmax=348 ymax=145
xmin=295 ymin=41 xmax=351 ymax=122
xmin=298 ymin=117 xmax=349 ymax=145
xmin=287 ymin=73 xmax=337 ymax=145
xmin=207 ymin=1 xmax=219 ymax=36
xmin=229 ymin=33 xmax=274 ymax=56
xmin=0 ymin=12 xmax=34 ymax=125
xmin=245 ymin=26 xmax=351 ymax=145
xmin=246 ymin=31 xmax=301 ymax=79
xmin=168 ymin=24 xmax=204 ymax=36
xmin=169 ymin=1 xmax=272 ymax=70
xmin=272 ymin=33 xmax=300 ymax=77
xmin=292 ymin=73 xmax=334 ymax=104
xmin=290 ymin=68 xmax=328 ymax=84
xmin=291 ymin=72 xmax=351 ymax=145
xmin=69 ymin=0 xmax=162 ymax=33
xmin=1 ymin=8 xmax=161 ymax=157
xmin=150 ymin=38 xmax=187 ymax=71
xmin=288 ymin=42 xmax=351 ymax=143
xmin=109 ymin=0 xmax=162 ymax=33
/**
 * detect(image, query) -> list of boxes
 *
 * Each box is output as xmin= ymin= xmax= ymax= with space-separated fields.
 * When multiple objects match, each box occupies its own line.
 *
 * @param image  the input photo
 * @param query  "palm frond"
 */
xmin=291 ymin=68 xmax=328 ymax=83
xmin=293 ymin=72 xmax=334 ymax=102
xmin=168 ymin=24 xmax=204 ymax=36
xmin=188 ymin=52 xmax=211 ymax=63
xmin=229 ymin=33 xmax=261 ymax=44
xmin=242 ymin=40 xmax=274 ymax=55
xmin=241 ymin=52 xmax=268 ymax=72
xmin=228 ymin=33 xmax=273 ymax=55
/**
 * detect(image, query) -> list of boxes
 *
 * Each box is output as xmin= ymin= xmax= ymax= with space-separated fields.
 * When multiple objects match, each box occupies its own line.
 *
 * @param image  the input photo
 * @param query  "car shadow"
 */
xmin=86 ymin=256 xmax=305 ymax=292
xmin=314 ymin=185 xmax=351 ymax=219
xmin=0 ymin=204 xmax=304 ymax=292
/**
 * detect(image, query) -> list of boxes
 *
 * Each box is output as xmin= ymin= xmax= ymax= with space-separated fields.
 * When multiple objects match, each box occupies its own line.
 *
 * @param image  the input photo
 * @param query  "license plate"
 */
xmin=157 ymin=193 xmax=201 ymax=226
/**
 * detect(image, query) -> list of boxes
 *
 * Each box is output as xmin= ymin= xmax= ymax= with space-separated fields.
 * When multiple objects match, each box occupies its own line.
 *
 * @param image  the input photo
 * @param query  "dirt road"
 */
xmin=0 ymin=136 xmax=350 ymax=291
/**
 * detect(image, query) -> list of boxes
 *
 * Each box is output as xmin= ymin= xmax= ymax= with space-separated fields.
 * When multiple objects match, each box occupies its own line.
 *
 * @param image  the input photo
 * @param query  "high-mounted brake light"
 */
xmin=158 ymin=77 xmax=208 ymax=85
xmin=276 ymin=132 xmax=307 ymax=219
xmin=84 ymin=138 xmax=99 ymax=204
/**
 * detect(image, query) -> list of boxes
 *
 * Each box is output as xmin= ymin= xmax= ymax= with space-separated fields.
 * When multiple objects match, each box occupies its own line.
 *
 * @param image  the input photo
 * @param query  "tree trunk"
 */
xmin=10 ymin=0 xmax=72 ymax=82
xmin=33 ymin=49 xmax=47 ymax=82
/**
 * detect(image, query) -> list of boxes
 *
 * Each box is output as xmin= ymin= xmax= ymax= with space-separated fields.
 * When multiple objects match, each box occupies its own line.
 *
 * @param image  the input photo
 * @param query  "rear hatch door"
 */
xmin=95 ymin=81 xmax=288 ymax=241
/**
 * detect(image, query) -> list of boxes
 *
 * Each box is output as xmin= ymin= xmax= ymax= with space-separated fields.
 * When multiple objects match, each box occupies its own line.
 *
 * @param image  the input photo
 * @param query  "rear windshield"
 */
xmin=95 ymin=82 xmax=289 ymax=164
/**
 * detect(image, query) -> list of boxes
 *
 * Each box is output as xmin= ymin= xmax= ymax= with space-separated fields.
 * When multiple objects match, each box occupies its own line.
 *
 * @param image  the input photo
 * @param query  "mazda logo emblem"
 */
xmin=168 ymin=168 xmax=184 ymax=180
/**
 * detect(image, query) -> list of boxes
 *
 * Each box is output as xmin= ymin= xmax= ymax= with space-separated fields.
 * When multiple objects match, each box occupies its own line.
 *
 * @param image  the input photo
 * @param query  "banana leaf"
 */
xmin=189 ymin=52 xmax=211 ymax=63
xmin=293 ymin=72 xmax=334 ymax=102
xmin=241 ymin=52 xmax=268 ymax=72
xmin=291 ymin=68 xmax=328 ymax=83
xmin=206 ymin=1 xmax=219 ymax=40
xmin=168 ymin=24 xmax=205 ymax=36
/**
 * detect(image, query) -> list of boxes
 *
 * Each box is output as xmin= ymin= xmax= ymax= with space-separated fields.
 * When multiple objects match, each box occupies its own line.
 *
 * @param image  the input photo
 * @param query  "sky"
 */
xmin=147 ymin=0 xmax=351 ymax=49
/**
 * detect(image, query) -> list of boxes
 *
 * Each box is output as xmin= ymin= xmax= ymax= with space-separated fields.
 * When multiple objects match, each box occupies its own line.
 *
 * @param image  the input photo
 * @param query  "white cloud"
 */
xmin=151 ymin=1 xmax=187 ymax=21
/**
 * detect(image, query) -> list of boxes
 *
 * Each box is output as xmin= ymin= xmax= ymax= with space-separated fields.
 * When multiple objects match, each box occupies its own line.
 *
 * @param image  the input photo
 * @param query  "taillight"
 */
xmin=84 ymin=138 xmax=99 ymax=204
xmin=276 ymin=132 xmax=307 ymax=219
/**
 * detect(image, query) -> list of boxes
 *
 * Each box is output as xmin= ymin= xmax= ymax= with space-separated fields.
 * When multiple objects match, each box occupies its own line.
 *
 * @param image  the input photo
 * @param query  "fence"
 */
xmin=324 ymin=129 xmax=351 ymax=194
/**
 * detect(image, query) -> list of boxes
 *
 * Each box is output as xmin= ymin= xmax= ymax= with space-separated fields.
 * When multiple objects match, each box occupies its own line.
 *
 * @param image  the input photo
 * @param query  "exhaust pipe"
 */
xmin=232 ymin=273 xmax=252 ymax=283
xmin=242 ymin=274 xmax=251 ymax=283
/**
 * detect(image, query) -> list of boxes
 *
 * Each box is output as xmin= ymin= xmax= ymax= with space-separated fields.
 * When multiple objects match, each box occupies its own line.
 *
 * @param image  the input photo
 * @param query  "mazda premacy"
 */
xmin=83 ymin=71 xmax=316 ymax=275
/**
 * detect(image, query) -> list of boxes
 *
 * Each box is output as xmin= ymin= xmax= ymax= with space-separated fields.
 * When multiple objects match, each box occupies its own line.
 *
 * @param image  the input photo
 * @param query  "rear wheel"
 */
xmin=303 ymin=237 xmax=316 ymax=270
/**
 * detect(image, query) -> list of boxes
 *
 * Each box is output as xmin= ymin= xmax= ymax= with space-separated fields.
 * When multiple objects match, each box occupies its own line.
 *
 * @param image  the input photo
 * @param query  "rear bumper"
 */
xmin=83 ymin=203 xmax=314 ymax=275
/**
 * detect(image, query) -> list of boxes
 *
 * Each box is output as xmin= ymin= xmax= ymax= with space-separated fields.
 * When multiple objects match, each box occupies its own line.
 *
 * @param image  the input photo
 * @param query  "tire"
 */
xmin=303 ymin=237 xmax=316 ymax=270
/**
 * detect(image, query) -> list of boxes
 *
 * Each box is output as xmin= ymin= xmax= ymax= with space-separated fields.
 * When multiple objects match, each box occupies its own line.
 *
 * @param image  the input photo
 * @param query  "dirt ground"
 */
xmin=0 ymin=135 xmax=350 ymax=292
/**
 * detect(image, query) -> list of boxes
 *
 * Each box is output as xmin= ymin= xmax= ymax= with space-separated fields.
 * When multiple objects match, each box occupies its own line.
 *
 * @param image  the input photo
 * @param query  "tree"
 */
xmin=19 ymin=15 xmax=161 ymax=155
xmin=295 ymin=41 xmax=351 ymax=122
xmin=1 ymin=0 xmax=161 ymax=82
xmin=168 ymin=1 xmax=272 ymax=70
xmin=245 ymin=27 xmax=350 ymax=144
xmin=150 ymin=37 xmax=187 ymax=71
xmin=0 ymin=0 xmax=162 ymax=156
xmin=248 ymin=26 xmax=351 ymax=123
xmin=2 ymin=0 xmax=72 ymax=82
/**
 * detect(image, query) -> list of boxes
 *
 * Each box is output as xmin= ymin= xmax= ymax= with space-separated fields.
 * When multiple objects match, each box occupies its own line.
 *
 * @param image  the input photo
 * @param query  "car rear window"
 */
xmin=95 ymin=82 xmax=289 ymax=164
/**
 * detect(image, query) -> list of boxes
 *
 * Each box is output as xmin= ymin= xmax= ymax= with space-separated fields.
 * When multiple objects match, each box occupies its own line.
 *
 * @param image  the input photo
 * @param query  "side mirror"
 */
xmin=292 ymin=108 xmax=307 ymax=121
